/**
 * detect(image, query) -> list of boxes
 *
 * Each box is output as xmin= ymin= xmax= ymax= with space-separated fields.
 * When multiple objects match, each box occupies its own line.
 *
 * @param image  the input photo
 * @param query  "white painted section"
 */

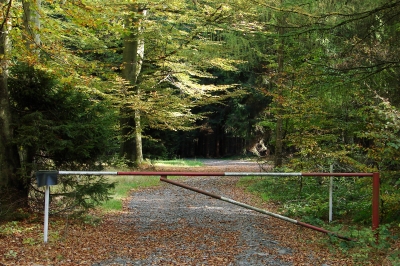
xmin=221 ymin=196 xmax=298 ymax=224
xmin=44 ymin=186 xmax=49 ymax=243
xmin=58 ymin=171 xmax=118 ymax=175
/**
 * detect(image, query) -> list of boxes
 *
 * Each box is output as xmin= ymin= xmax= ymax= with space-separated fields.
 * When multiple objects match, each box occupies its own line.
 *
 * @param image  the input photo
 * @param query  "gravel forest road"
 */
xmin=94 ymin=159 xmax=338 ymax=265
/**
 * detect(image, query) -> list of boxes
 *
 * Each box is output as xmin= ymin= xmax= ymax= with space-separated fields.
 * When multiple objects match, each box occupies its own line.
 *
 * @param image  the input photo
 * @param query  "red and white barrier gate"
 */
xmin=38 ymin=171 xmax=379 ymax=243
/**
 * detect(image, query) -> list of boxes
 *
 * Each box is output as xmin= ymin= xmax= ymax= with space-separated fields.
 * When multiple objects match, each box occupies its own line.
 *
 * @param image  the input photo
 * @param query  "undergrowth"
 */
xmin=238 ymin=175 xmax=400 ymax=265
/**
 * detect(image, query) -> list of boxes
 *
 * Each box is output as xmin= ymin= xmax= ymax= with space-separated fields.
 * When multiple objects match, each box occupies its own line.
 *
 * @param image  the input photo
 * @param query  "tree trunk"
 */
xmin=134 ymin=108 xmax=143 ymax=165
xmin=20 ymin=0 xmax=41 ymax=181
xmin=120 ymin=5 xmax=146 ymax=166
xmin=0 ymin=1 xmax=27 ymax=213
xmin=215 ymin=126 xmax=220 ymax=157
xmin=22 ymin=0 xmax=41 ymax=51
xmin=274 ymin=1 xmax=285 ymax=168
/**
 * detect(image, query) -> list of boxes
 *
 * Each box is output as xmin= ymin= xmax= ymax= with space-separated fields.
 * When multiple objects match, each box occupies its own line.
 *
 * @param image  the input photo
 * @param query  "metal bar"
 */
xmin=56 ymin=171 xmax=374 ymax=177
xmin=118 ymin=171 xmax=225 ymax=176
xmin=221 ymin=196 xmax=298 ymax=224
xmin=58 ymin=171 xmax=118 ymax=175
xmin=302 ymin=172 xmax=374 ymax=177
xmin=372 ymin=172 xmax=380 ymax=231
xmin=226 ymin=172 xmax=302 ymax=176
xmin=160 ymin=176 xmax=355 ymax=241
xmin=297 ymin=221 xmax=354 ymax=241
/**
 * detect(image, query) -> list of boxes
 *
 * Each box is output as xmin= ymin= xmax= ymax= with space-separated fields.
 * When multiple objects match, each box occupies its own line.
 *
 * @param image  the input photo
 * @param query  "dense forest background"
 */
xmin=0 ymin=0 xmax=399 ymax=228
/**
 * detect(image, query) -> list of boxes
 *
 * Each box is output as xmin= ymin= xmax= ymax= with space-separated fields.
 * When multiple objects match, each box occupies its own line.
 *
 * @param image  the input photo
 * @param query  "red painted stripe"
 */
xmin=302 ymin=172 xmax=374 ymax=177
xmin=117 ymin=171 xmax=225 ymax=176
xmin=372 ymin=172 xmax=380 ymax=231
xmin=297 ymin=221 xmax=355 ymax=241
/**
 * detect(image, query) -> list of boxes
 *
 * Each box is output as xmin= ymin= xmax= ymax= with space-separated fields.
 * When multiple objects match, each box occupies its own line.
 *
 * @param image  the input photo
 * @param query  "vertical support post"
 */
xmin=329 ymin=164 xmax=333 ymax=223
xmin=372 ymin=172 xmax=380 ymax=231
xmin=44 ymin=185 xmax=50 ymax=243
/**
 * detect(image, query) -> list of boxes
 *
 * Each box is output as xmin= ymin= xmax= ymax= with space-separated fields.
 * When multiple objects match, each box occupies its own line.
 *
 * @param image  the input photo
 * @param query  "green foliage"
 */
xmin=49 ymin=175 xmax=115 ymax=215
xmin=0 ymin=221 xmax=23 ymax=236
xmin=0 ymin=220 xmax=39 ymax=239
xmin=243 ymin=175 xmax=373 ymax=224
xmin=22 ymin=237 xmax=37 ymax=246
xmin=80 ymin=214 xmax=102 ymax=226
xmin=8 ymin=63 xmax=118 ymax=215
xmin=240 ymin=175 xmax=399 ymax=264
xmin=358 ymin=96 xmax=400 ymax=171
xmin=142 ymin=137 xmax=169 ymax=160
xmin=9 ymin=63 xmax=118 ymax=169
xmin=4 ymin=250 xmax=18 ymax=259
xmin=326 ymin=224 xmax=397 ymax=264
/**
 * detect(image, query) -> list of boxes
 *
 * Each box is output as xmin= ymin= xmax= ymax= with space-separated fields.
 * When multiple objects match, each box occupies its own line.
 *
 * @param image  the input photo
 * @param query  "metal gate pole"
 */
xmin=372 ymin=172 xmax=380 ymax=231
xmin=44 ymin=185 xmax=50 ymax=243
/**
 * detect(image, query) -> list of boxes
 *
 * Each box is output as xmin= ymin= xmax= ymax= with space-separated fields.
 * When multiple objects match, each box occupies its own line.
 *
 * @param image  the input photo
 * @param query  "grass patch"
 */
xmin=153 ymin=159 xmax=203 ymax=167
xmin=100 ymin=175 xmax=160 ymax=211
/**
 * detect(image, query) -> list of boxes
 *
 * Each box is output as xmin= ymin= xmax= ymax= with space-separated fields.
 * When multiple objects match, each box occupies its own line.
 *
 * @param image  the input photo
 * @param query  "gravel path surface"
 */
xmin=128 ymin=176 xmax=292 ymax=265
xmin=95 ymin=174 xmax=296 ymax=265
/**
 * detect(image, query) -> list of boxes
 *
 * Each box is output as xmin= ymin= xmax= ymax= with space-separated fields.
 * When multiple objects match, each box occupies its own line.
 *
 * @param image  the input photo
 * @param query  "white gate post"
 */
xmin=36 ymin=171 xmax=58 ymax=243
xmin=44 ymin=185 xmax=50 ymax=243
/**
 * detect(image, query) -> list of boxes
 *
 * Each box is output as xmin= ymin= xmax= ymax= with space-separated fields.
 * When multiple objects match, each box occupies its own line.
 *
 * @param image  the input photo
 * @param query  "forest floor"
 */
xmin=0 ymin=159 xmax=395 ymax=265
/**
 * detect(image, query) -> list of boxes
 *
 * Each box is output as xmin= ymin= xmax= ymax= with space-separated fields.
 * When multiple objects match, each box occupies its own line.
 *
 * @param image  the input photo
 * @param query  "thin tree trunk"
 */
xmin=215 ymin=126 xmax=220 ymax=157
xmin=274 ymin=2 xmax=285 ymax=168
xmin=134 ymin=108 xmax=142 ymax=165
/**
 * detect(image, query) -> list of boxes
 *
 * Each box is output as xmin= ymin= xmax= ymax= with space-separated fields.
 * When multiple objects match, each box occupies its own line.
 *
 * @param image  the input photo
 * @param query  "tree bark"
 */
xmin=22 ymin=0 xmax=41 ymax=52
xmin=215 ymin=126 xmax=220 ymax=157
xmin=0 ymin=0 xmax=27 ymax=212
xmin=19 ymin=0 xmax=41 ymax=182
xmin=274 ymin=1 xmax=285 ymax=168
xmin=120 ymin=5 xmax=146 ymax=166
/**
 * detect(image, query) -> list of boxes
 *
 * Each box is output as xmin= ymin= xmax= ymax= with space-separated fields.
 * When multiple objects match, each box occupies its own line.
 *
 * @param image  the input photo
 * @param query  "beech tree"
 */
xmin=118 ymin=0 xmax=241 ymax=166
xmin=120 ymin=5 xmax=146 ymax=166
